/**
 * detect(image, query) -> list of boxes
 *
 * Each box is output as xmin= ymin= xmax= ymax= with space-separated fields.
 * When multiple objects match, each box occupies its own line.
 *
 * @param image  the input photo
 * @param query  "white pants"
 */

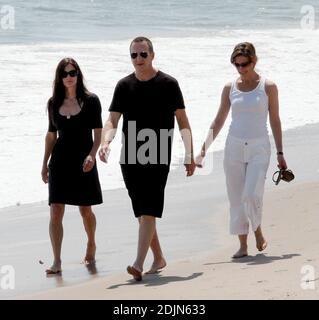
xmin=223 ymin=135 xmax=271 ymax=235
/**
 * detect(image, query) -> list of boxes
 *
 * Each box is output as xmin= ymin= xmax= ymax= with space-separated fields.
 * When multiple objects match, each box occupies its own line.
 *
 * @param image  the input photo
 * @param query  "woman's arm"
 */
xmin=267 ymin=80 xmax=287 ymax=169
xmin=90 ymin=128 xmax=102 ymax=157
xmin=196 ymin=83 xmax=231 ymax=166
xmin=41 ymin=132 xmax=57 ymax=183
xmin=83 ymin=128 xmax=102 ymax=172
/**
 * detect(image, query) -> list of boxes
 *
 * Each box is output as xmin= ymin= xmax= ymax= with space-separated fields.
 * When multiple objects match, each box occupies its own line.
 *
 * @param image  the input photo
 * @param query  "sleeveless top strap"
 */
xmin=229 ymin=80 xmax=237 ymax=97
xmin=260 ymin=77 xmax=266 ymax=93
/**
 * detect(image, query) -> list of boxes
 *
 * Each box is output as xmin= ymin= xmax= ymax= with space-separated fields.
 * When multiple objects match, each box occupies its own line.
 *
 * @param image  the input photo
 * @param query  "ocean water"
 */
xmin=1 ymin=1 xmax=319 ymax=208
xmin=1 ymin=0 xmax=318 ymax=43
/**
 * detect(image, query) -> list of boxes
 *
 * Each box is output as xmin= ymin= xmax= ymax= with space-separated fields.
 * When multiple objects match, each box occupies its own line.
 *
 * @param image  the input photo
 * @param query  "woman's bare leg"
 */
xmin=232 ymin=234 xmax=248 ymax=258
xmin=79 ymin=206 xmax=96 ymax=264
xmin=47 ymin=203 xmax=65 ymax=273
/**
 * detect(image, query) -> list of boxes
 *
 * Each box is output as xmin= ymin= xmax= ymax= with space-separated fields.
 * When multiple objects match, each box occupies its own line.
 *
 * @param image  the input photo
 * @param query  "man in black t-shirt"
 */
xmin=99 ymin=36 xmax=195 ymax=281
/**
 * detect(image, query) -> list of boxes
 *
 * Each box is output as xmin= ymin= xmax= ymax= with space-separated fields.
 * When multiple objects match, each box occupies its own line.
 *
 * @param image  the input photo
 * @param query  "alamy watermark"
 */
xmin=105 ymin=122 xmax=214 ymax=175
xmin=1 ymin=5 xmax=15 ymax=30
xmin=0 ymin=265 xmax=15 ymax=290
xmin=300 ymin=264 xmax=316 ymax=290
xmin=300 ymin=5 xmax=316 ymax=30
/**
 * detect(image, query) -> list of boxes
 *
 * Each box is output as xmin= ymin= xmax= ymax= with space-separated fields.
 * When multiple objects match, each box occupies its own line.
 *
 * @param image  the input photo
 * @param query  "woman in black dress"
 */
xmin=41 ymin=58 xmax=103 ymax=274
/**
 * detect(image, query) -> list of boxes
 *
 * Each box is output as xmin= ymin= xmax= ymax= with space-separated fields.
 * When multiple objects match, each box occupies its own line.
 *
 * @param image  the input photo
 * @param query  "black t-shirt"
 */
xmin=109 ymin=71 xmax=185 ymax=166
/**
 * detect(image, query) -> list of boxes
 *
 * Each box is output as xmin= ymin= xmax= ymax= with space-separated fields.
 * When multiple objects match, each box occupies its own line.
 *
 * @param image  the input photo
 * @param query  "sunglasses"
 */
xmin=62 ymin=70 xmax=78 ymax=78
xmin=234 ymin=61 xmax=251 ymax=68
xmin=130 ymin=52 xmax=148 ymax=59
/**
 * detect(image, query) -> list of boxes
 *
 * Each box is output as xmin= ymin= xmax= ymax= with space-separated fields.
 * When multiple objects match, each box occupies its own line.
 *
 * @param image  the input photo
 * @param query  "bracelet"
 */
xmin=277 ymin=151 xmax=284 ymax=155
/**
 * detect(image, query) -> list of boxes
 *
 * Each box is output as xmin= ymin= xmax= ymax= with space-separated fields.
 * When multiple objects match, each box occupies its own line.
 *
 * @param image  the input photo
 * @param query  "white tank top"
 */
xmin=228 ymin=77 xmax=269 ymax=139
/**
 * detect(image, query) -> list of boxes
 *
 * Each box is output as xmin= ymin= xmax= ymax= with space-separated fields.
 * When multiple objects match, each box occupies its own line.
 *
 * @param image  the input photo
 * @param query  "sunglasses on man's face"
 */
xmin=62 ymin=70 xmax=78 ymax=78
xmin=130 ymin=52 xmax=149 ymax=59
xmin=234 ymin=61 xmax=251 ymax=68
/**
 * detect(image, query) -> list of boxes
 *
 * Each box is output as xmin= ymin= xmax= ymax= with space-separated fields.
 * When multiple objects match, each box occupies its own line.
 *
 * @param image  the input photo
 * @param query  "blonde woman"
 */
xmin=196 ymin=43 xmax=287 ymax=258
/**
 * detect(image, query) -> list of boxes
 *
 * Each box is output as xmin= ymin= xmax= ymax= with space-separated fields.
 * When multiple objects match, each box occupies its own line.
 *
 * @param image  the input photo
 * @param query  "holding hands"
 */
xmin=98 ymin=144 xmax=111 ymax=163
xmin=184 ymin=157 xmax=196 ymax=176
xmin=195 ymin=149 xmax=206 ymax=168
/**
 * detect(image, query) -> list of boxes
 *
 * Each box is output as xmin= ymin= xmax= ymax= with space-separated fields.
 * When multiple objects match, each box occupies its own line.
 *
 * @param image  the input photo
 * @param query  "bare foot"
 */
xmin=255 ymin=227 xmax=267 ymax=251
xmin=232 ymin=247 xmax=248 ymax=259
xmin=256 ymin=239 xmax=267 ymax=252
xmin=127 ymin=265 xmax=142 ymax=281
xmin=84 ymin=243 xmax=96 ymax=264
xmin=145 ymin=258 xmax=167 ymax=274
xmin=46 ymin=261 xmax=62 ymax=275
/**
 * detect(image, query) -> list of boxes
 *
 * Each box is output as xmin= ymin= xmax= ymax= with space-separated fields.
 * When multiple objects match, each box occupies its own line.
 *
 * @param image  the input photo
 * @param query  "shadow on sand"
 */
xmin=204 ymin=253 xmax=301 ymax=266
xmin=107 ymin=272 xmax=203 ymax=289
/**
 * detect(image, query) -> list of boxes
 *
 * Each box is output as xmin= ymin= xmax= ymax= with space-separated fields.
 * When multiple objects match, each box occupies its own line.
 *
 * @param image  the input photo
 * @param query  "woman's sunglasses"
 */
xmin=130 ymin=52 xmax=148 ymax=59
xmin=234 ymin=61 xmax=251 ymax=68
xmin=62 ymin=70 xmax=78 ymax=78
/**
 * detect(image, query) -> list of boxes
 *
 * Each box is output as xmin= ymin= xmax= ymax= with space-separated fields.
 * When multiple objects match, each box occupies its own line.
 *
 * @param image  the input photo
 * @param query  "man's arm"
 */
xmin=175 ymin=109 xmax=195 ymax=176
xmin=99 ymin=111 xmax=122 ymax=163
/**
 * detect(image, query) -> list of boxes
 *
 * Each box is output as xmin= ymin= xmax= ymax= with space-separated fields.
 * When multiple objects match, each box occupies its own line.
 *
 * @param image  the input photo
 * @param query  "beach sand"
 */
xmin=19 ymin=181 xmax=319 ymax=300
xmin=1 ymin=123 xmax=319 ymax=300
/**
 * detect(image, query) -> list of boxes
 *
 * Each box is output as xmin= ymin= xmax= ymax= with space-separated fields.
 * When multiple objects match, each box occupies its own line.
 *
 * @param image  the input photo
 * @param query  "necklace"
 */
xmin=61 ymin=97 xmax=80 ymax=119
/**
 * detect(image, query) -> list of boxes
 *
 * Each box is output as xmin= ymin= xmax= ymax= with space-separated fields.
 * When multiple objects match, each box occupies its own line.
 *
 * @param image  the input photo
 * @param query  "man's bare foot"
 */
xmin=232 ymin=247 xmax=248 ymax=259
xmin=127 ymin=265 xmax=142 ymax=281
xmin=46 ymin=261 xmax=62 ymax=275
xmin=84 ymin=243 xmax=96 ymax=264
xmin=145 ymin=258 xmax=167 ymax=274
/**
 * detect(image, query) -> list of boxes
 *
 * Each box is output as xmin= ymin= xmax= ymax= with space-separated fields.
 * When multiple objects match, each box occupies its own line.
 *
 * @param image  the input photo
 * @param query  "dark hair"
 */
xmin=129 ymin=36 xmax=154 ymax=53
xmin=47 ymin=57 xmax=90 ymax=125
xmin=230 ymin=42 xmax=257 ymax=64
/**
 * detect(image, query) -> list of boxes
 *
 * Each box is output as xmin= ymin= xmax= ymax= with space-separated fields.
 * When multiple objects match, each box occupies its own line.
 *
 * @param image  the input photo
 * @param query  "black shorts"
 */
xmin=120 ymin=164 xmax=170 ymax=218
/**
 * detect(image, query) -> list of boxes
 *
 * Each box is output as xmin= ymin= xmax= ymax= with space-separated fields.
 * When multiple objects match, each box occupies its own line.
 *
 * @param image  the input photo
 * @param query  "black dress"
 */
xmin=109 ymin=71 xmax=185 ymax=218
xmin=48 ymin=94 xmax=103 ymax=206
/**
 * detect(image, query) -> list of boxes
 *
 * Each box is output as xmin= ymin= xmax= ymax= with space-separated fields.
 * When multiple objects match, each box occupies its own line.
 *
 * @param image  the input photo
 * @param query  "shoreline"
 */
xmin=1 ymin=121 xmax=319 ymax=212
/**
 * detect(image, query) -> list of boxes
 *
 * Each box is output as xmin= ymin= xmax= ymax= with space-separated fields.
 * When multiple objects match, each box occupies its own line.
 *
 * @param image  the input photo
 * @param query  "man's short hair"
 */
xmin=130 ymin=36 xmax=154 ymax=53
